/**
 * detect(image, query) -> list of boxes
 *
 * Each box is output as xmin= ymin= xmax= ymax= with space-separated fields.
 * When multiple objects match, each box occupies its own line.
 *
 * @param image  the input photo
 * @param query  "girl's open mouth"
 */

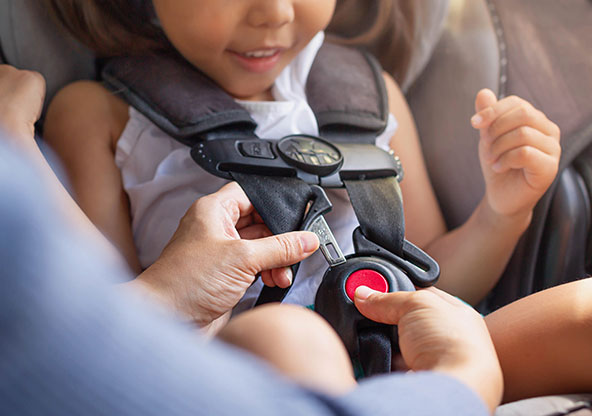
xmin=230 ymin=48 xmax=282 ymax=73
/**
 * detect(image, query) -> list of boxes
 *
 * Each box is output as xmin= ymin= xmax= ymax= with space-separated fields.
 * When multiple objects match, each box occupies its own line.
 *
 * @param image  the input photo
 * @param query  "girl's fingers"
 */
xmin=474 ymin=88 xmax=498 ymax=113
xmin=491 ymin=147 xmax=558 ymax=187
xmin=472 ymin=95 xmax=535 ymax=130
xmin=486 ymin=104 xmax=560 ymax=142
xmin=485 ymin=127 xmax=560 ymax=164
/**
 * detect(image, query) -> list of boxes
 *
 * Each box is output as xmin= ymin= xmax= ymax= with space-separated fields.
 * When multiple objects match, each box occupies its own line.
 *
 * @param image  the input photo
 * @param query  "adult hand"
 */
xmin=354 ymin=286 xmax=503 ymax=414
xmin=0 ymin=65 xmax=46 ymax=146
xmin=134 ymin=182 xmax=320 ymax=327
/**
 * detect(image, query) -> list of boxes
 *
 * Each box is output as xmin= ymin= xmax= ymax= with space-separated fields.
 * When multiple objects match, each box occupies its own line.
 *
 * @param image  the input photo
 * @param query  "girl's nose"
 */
xmin=247 ymin=0 xmax=295 ymax=28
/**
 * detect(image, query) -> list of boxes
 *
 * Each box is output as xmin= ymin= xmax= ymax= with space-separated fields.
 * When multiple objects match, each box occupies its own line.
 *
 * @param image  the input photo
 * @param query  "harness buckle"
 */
xmin=300 ymin=186 xmax=346 ymax=267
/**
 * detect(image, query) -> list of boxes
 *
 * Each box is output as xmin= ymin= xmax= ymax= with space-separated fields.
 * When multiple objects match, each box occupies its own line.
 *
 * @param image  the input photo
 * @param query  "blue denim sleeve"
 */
xmin=0 ymin=142 xmax=488 ymax=416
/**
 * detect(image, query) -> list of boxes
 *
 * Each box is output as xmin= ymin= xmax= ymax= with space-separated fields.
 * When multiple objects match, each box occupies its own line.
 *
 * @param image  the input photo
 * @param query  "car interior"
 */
xmin=1 ymin=0 xmax=591 ymax=414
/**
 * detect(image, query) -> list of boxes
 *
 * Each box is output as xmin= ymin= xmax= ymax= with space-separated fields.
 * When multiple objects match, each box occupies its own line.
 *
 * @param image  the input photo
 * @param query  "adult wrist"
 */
xmin=130 ymin=263 xmax=211 ymax=326
xmin=434 ymin=356 xmax=503 ymax=414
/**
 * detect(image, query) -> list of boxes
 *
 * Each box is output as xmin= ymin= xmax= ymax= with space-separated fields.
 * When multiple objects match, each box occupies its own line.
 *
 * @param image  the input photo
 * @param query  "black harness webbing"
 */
xmin=358 ymin=327 xmax=393 ymax=375
xmin=343 ymin=177 xmax=405 ymax=256
xmin=345 ymin=176 xmax=405 ymax=376
xmin=230 ymin=173 xmax=314 ymax=304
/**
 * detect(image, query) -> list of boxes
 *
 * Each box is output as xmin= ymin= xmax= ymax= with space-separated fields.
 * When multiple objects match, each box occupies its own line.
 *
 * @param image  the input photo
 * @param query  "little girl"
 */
xmin=42 ymin=0 xmax=590 ymax=404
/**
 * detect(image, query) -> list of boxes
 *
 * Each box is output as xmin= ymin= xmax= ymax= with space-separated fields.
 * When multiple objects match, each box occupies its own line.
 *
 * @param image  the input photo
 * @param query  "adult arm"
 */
xmin=0 ymin=65 xmax=318 ymax=326
xmin=0 ymin=142 xmax=488 ymax=416
xmin=0 ymin=65 xmax=121 ymax=261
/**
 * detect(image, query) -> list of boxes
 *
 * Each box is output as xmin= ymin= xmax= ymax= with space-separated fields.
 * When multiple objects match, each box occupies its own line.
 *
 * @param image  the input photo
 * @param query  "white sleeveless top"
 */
xmin=115 ymin=32 xmax=398 ymax=312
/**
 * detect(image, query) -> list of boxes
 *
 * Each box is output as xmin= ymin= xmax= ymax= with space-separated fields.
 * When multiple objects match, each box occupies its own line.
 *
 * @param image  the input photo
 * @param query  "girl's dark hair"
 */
xmin=42 ymin=0 xmax=169 ymax=57
xmin=327 ymin=0 xmax=416 ymax=84
xmin=43 ymin=0 xmax=415 ymax=83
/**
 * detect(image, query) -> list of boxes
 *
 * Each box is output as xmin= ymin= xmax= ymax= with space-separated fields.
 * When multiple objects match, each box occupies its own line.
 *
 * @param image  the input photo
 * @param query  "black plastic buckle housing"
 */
xmin=190 ymin=134 xmax=403 ymax=187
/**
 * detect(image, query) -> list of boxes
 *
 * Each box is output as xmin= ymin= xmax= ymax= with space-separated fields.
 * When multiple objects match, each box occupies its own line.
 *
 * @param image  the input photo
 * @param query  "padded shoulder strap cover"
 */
xmin=102 ymin=53 xmax=257 ymax=145
xmin=102 ymin=43 xmax=388 ymax=144
xmin=307 ymin=43 xmax=389 ymax=141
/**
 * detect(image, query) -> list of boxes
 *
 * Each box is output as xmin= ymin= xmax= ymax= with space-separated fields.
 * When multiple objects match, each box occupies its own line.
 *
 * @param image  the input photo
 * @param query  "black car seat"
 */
xmin=2 ymin=0 xmax=592 ymax=414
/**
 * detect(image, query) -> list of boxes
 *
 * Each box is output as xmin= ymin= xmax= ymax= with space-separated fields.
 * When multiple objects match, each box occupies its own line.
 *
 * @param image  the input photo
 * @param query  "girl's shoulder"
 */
xmin=381 ymin=71 xmax=407 ymax=118
xmin=44 ymin=80 xmax=129 ymax=150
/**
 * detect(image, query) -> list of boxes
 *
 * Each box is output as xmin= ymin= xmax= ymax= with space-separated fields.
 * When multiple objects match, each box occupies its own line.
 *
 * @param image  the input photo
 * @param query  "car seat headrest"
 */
xmin=0 ymin=0 xmax=95 ymax=112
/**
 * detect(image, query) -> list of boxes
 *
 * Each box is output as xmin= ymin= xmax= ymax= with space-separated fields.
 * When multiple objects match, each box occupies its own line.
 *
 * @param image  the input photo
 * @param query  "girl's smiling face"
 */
xmin=152 ymin=0 xmax=336 ymax=101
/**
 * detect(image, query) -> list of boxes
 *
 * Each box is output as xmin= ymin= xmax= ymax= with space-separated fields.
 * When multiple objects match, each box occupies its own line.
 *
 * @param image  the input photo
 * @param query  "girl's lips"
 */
xmin=229 ymin=49 xmax=282 ymax=73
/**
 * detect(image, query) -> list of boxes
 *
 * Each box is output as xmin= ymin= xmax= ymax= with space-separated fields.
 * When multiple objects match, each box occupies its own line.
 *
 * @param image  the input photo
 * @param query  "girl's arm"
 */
xmin=383 ymin=74 xmax=560 ymax=304
xmin=44 ymin=81 xmax=142 ymax=273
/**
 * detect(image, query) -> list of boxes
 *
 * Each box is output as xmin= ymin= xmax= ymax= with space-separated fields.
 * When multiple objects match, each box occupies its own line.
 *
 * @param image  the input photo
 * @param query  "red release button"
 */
xmin=345 ymin=269 xmax=389 ymax=301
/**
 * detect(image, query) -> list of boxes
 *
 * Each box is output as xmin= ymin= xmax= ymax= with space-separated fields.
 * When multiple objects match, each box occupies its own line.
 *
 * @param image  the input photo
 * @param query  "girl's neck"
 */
xmin=236 ymin=88 xmax=275 ymax=102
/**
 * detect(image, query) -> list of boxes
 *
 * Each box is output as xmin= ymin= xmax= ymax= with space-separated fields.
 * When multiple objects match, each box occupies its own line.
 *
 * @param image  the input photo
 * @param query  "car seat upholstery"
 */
xmin=0 ymin=0 xmax=94 ymax=112
xmin=406 ymin=0 xmax=592 ymax=312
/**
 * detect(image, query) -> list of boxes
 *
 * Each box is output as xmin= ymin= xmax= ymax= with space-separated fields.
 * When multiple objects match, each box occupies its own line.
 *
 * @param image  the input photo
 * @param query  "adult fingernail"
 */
xmin=471 ymin=114 xmax=483 ymax=126
xmin=284 ymin=268 xmax=293 ymax=285
xmin=355 ymin=286 xmax=377 ymax=300
xmin=300 ymin=232 xmax=319 ymax=253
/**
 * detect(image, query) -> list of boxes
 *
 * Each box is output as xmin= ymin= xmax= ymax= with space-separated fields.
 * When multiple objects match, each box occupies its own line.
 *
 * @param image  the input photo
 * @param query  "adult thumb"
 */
xmin=245 ymin=231 xmax=319 ymax=272
xmin=354 ymin=287 xmax=415 ymax=325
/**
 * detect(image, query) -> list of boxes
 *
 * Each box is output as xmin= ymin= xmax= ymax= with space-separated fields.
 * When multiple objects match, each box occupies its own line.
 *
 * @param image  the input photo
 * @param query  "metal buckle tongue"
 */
xmin=301 ymin=186 xmax=346 ymax=267
xmin=309 ymin=216 xmax=346 ymax=267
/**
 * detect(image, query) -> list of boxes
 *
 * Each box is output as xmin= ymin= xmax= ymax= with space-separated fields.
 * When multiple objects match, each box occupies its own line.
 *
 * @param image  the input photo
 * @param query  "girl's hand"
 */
xmin=471 ymin=89 xmax=560 ymax=223
xmin=134 ymin=182 xmax=319 ymax=327
xmin=0 ymin=65 xmax=46 ymax=146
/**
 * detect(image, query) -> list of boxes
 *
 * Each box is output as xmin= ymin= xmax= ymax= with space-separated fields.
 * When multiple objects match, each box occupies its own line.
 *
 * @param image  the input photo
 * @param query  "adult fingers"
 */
xmin=260 ymin=267 xmax=292 ymax=288
xmin=238 ymin=223 xmax=272 ymax=240
xmin=200 ymin=182 xmax=255 ymax=226
xmin=353 ymin=287 xmax=420 ymax=325
xmin=260 ymin=270 xmax=275 ymax=288
xmin=486 ymin=104 xmax=560 ymax=142
xmin=243 ymin=231 xmax=319 ymax=273
xmin=270 ymin=267 xmax=293 ymax=288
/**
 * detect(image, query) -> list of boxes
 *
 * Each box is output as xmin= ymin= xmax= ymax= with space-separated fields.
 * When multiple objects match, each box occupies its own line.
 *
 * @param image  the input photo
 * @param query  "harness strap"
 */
xmin=344 ymin=176 xmax=405 ymax=376
xmin=358 ymin=327 xmax=393 ymax=376
xmin=230 ymin=173 xmax=314 ymax=304
xmin=344 ymin=176 xmax=405 ymax=256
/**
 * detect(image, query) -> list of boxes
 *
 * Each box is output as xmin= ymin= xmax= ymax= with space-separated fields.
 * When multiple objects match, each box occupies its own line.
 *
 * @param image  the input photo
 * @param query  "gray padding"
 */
xmin=406 ymin=0 xmax=500 ymax=229
xmin=0 ymin=0 xmax=95 ymax=111
xmin=306 ymin=43 xmax=388 ymax=138
xmin=402 ymin=0 xmax=451 ymax=91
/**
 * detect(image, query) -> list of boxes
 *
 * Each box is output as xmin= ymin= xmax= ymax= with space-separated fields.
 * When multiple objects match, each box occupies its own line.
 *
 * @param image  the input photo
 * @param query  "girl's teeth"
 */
xmin=244 ymin=50 xmax=276 ymax=58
